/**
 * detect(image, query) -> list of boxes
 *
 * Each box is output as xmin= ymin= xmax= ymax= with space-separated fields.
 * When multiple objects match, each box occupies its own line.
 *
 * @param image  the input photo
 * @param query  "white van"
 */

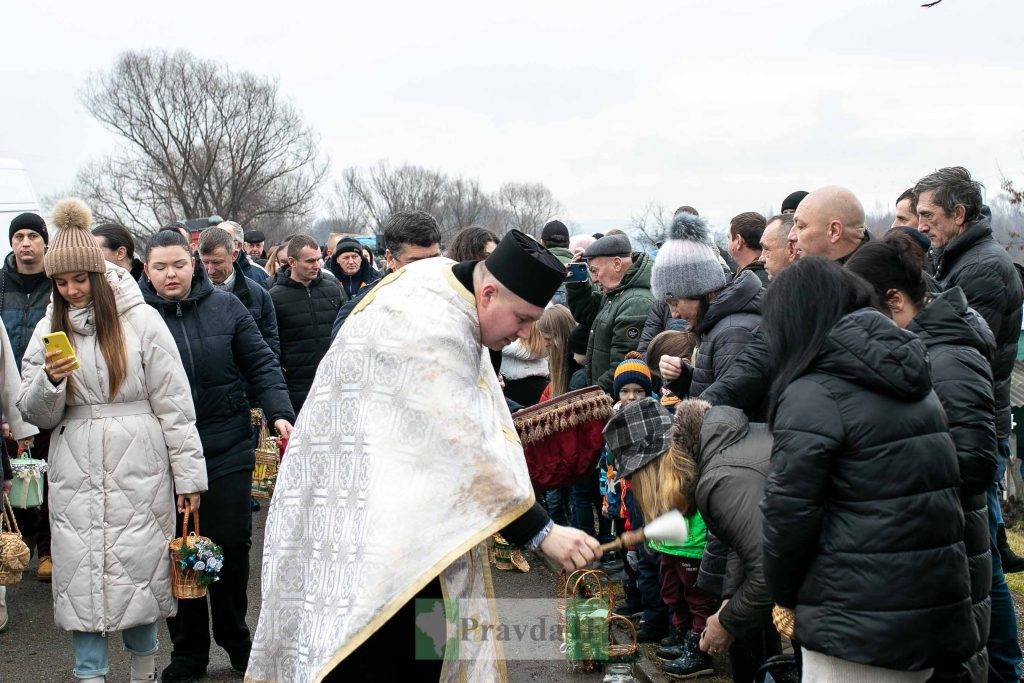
xmin=0 ymin=158 xmax=41 ymax=262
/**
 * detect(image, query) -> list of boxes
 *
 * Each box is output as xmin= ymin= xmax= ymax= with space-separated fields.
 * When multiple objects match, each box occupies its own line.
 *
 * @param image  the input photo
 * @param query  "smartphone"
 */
xmin=565 ymin=262 xmax=589 ymax=284
xmin=42 ymin=331 xmax=80 ymax=371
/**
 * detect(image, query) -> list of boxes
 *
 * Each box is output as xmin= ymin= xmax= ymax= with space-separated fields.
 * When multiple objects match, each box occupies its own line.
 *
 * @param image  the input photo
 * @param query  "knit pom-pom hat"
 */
xmin=651 ymin=212 xmax=727 ymax=300
xmin=44 ymin=199 xmax=106 ymax=277
xmin=613 ymin=357 xmax=653 ymax=397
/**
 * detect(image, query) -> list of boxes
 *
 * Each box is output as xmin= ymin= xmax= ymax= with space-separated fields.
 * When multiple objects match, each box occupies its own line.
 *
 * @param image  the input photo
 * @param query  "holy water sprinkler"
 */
xmin=598 ymin=510 xmax=689 ymax=553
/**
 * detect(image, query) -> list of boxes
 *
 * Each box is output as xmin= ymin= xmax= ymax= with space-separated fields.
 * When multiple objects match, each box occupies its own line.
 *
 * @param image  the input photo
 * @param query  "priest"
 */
xmin=246 ymin=230 xmax=602 ymax=682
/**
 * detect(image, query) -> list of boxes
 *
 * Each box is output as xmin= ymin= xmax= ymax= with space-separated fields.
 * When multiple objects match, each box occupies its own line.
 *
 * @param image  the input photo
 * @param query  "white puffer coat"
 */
xmin=17 ymin=264 xmax=207 ymax=633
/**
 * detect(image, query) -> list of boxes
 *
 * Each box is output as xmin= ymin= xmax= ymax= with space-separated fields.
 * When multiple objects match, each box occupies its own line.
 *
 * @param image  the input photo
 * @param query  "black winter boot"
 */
xmin=998 ymin=524 xmax=1024 ymax=573
xmin=662 ymin=630 xmax=714 ymax=679
xmin=635 ymin=619 xmax=669 ymax=643
xmin=655 ymin=625 xmax=688 ymax=660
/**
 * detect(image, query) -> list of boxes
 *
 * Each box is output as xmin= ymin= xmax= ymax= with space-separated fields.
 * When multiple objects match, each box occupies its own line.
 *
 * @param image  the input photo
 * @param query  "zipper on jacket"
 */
xmin=176 ymin=303 xmax=200 ymax=403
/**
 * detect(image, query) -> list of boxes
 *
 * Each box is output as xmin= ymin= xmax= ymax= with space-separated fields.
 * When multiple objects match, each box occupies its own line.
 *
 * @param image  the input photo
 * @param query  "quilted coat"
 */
xmin=17 ymin=264 xmax=207 ymax=633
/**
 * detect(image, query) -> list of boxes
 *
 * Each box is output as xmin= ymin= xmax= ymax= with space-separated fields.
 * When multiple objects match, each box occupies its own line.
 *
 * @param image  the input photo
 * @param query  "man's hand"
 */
xmin=699 ymin=608 xmax=734 ymax=655
xmin=538 ymin=525 xmax=602 ymax=570
xmin=659 ymin=355 xmax=684 ymax=381
xmin=274 ymin=419 xmax=294 ymax=440
xmin=177 ymin=493 xmax=202 ymax=513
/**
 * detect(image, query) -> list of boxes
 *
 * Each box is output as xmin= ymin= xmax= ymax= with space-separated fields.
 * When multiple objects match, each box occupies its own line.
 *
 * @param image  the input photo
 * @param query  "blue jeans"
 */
xmin=544 ymin=488 xmax=572 ymax=526
xmin=72 ymin=622 xmax=159 ymax=678
xmin=987 ymin=438 xmax=1022 ymax=682
xmin=570 ymin=472 xmax=614 ymax=543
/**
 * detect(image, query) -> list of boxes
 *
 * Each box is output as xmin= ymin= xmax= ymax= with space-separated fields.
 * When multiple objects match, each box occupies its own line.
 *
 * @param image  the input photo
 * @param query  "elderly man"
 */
xmin=243 ymin=230 xmax=267 ymax=266
xmin=566 ymin=233 xmax=654 ymax=394
xmin=248 ymin=230 xmax=600 ymax=682
xmin=916 ymin=166 xmax=1024 ymax=680
xmin=758 ymin=214 xmax=796 ymax=280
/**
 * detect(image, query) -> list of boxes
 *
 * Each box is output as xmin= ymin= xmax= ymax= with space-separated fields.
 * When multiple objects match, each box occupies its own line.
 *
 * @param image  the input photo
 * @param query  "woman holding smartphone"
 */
xmin=17 ymin=198 xmax=207 ymax=683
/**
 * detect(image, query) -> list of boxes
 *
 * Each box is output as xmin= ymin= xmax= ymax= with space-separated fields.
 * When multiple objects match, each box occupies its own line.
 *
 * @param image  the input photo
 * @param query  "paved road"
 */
xmin=0 ymin=508 xmax=605 ymax=682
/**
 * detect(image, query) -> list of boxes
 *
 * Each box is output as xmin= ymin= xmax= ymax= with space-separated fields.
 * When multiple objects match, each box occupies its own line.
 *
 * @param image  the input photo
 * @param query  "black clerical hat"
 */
xmin=485 ymin=230 xmax=566 ymax=308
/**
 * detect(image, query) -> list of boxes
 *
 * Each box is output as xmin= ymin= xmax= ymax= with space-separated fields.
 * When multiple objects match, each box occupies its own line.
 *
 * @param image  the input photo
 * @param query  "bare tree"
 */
xmin=438 ymin=176 xmax=492 ymax=240
xmin=64 ymin=49 xmax=326 ymax=238
xmin=343 ymin=163 xmax=449 ymax=232
xmin=628 ymin=201 xmax=672 ymax=249
xmin=496 ymin=182 xmax=562 ymax=237
xmin=324 ymin=176 xmax=372 ymax=235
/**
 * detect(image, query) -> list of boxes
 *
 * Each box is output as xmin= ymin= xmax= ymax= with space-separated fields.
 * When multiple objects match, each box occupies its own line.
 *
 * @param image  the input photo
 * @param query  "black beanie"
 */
xmin=568 ymin=324 xmax=590 ymax=356
xmin=9 ymin=212 xmax=49 ymax=245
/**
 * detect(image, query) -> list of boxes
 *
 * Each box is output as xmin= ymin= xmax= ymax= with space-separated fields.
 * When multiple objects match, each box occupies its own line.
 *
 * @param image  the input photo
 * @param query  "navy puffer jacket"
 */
xmin=688 ymin=269 xmax=762 ymax=398
xmin=140 ymin=265 xmax=294 ymax=482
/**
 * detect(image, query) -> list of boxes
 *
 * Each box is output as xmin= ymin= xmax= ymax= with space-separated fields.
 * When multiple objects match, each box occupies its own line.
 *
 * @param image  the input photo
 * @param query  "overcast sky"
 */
xmin=2 ymin=0 xmax=1022 ymax=232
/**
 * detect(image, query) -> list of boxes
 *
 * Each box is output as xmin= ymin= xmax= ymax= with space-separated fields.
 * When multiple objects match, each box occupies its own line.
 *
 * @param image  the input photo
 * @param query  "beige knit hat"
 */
xmin=44 ymin=198 xmax=106 ymax=277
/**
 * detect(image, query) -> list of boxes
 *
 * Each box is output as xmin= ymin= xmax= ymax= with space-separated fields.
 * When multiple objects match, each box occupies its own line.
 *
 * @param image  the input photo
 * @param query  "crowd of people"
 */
xmin=0 ymin=164 xmax=1022 ymax=683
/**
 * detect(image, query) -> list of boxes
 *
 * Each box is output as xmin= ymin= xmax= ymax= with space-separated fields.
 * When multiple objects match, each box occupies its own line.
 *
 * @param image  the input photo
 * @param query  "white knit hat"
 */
xmin=651 ymin=213 xmax=727 ymax=300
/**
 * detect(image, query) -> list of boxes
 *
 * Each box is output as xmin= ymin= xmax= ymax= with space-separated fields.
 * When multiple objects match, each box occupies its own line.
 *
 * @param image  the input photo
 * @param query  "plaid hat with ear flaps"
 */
xmin=44 ymin=198 xmax=106 ymax=277
xmin=603 ymin=397 xmax=672 ymax=481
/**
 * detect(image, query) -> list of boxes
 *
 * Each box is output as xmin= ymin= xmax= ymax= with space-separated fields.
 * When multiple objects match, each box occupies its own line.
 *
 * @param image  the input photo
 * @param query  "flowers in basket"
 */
xmin=174 ymin=537 xmax=225 ymax=587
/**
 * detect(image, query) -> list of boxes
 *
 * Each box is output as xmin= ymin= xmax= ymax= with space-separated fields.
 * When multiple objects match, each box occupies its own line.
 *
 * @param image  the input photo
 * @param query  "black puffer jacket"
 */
xmin=934 ymin=208 xmax=1023 ymax=438
xmin=693 ymin=406 xmax=772 ymax=637
xmin=0 ymin=253 xmax=50 ymax=371
xmin=636 ymin=299 xmax=687 ymax=356
xmin=909 ymin=287 xmax=995 ymax=680
xmin=269 ymin=268 xmax=345 ymax=414
xmin=762 ymin=308 xmax=974 ymax=671
xmin=227 ymin=263 xmax=281 ymax=358
xmin=140 ymin=267 xmax=294 ymax=482
xmin=689 ymin=269 xmax=762 ymax=397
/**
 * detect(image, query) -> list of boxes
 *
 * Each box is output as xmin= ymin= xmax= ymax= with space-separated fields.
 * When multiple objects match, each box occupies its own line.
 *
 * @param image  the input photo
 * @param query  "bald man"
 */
xmin=700 ymin=187 xmax=871 ymax=418
xmin=788 ymin=186 xmax=868 ymax=263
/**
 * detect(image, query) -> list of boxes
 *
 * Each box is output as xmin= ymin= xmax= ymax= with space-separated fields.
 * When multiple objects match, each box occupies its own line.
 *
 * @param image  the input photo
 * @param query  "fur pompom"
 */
xmin=668 ymin=212 xmax=713 ymax=245
xmin=51 ymin=198 xmax=92 ymax=233
xmin=671 ymin=399 xmax=711 ymax=458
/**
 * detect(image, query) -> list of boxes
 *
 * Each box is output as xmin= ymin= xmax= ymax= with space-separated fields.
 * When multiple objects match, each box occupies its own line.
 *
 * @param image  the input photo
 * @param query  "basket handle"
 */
xmin=180 ymin=501 xmax=200 ymax=537
xmin=2 ymin=493 xmax=21 ymax=535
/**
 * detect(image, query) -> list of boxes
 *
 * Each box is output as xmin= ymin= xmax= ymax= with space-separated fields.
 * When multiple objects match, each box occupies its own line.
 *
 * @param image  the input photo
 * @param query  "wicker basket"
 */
xmin=169 ymin=503 xmax=209 ymax=600
xmin=606 ymin=613 xmax=639 ymax=661
xmin=0 ymin=494 xmax=30 ymax=585
xmin=772 ymin=605 xmax=795 ymax=639
xmin=248 ymin=409 xmax=278 ymax=499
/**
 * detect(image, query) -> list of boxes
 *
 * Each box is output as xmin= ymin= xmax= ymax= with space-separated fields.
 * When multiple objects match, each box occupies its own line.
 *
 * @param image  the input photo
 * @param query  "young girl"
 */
xmin=500 ymin=322 xmax=549 ymax=407
xmin=18 ymin=199 xmax=206 ymax=683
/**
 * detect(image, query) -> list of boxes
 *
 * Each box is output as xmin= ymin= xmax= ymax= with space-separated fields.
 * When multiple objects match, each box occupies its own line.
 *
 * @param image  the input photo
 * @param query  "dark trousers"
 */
xmin=570 ymin=471 xmax=613 ymax=543
xmin=729 ymin=614 xmax=782 ymax=683
xmin=503 ymin=376 xmax=549 ymax=407
xmin=658 ymin=555 xmax=718 ymax=632
xmin=326 ymin=576 xmax=444 ymax=681
xmin=167 ymin=469 xmax=254 ymax=667
xmin=543 ymin=487 xmax=572 ymax=525
xmin=987 ymin=438 xmax=1023 ymax=681
xmin=5 ymin=431 xmax=52 ymax=557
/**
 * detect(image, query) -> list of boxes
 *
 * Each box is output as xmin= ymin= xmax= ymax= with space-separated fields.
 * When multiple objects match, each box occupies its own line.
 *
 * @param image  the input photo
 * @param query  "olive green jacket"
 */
xmin=566 ymin=252 xmax=654 ymax=394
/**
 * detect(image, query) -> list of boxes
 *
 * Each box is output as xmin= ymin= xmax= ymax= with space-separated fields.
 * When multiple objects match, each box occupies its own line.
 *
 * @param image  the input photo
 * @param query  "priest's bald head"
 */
xmin=789 ymin=186 xmax=866 ymax=262
xmin=474 ymin=230 xmax=566 ymax=350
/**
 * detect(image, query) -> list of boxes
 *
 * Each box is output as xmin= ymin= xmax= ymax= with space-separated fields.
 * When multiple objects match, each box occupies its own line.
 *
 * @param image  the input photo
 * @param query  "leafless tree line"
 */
xmin=316 ymin=162 xmax=563 ymax=243
xmin=57 ymin=49 xmax=327 ymax=243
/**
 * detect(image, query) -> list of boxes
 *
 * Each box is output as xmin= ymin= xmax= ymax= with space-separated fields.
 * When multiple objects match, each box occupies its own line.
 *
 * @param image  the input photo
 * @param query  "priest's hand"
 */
xmin=539 ymin=525 xmax=602 ymax=570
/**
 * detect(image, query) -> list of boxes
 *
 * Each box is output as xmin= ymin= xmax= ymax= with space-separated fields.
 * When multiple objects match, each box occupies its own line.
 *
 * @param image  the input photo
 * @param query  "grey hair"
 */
xmin=766 ymin=213 xmax=794 ymax=248
xmin=197 ymin=226 xmax=236 ymax=256
xmin=913 ymin=166 xmax=984 ymax=223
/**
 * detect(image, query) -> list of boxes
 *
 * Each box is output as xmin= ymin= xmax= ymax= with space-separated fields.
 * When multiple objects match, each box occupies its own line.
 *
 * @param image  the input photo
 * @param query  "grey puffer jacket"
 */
xmin=689 ymin=270 xmax=762 ymax=397
xmin=17 ymin=264 xmax=207 ymax=633
xmin=693 ymin=406 xmax=772 ymax=638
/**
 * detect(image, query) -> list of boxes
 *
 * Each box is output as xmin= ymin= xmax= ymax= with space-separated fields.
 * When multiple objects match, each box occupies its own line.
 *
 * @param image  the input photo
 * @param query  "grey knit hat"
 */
xmin=651 ymin=213 xmax=727 ymax=300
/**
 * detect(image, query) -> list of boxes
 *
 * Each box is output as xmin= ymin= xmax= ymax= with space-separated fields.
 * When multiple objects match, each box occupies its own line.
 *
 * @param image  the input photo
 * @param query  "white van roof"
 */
xmin=0 ymin=158 xmax=42 ymax=261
